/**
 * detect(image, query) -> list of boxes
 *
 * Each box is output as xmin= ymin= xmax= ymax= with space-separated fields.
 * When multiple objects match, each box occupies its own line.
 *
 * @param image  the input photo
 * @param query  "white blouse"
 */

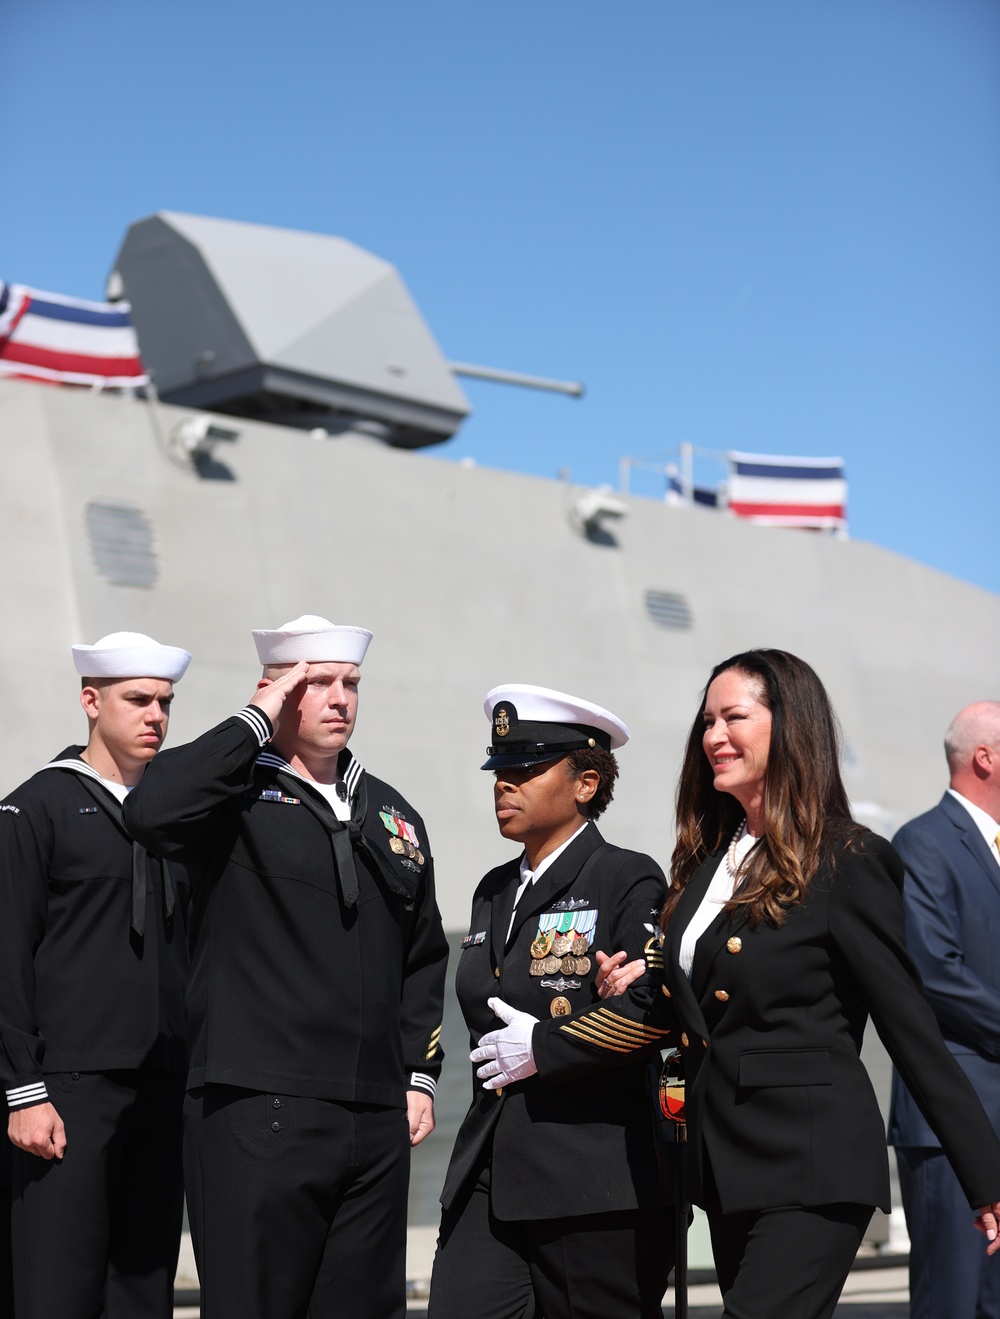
xmin=678 ymin=828 xmax=759 ymax=979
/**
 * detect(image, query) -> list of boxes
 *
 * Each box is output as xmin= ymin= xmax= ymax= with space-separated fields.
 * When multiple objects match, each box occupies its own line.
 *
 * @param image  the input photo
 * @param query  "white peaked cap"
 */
xmin=252 ymin=615 xmax=373 ymax=665
xmin=484 ymin=684 xmax=630 ymax=748
xmin=72 ymin=631 xmax=191 ymax=682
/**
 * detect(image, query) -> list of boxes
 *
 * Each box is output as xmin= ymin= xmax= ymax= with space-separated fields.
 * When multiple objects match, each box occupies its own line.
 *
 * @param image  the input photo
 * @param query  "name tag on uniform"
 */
xmin=461 ymin=931 xmax=486 ymax=948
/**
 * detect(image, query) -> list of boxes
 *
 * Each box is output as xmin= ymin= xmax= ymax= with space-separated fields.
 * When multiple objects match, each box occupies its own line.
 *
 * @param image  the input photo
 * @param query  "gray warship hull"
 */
xmin=1 ymin=374 xmax=996 ymax=934
xmin=3 ymin=371 xmax=996 ymax=1281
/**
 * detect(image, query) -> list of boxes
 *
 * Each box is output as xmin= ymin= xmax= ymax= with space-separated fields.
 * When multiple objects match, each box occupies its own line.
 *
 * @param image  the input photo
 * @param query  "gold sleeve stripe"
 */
xmin=596 ymin=1002 xmax=672 ymax=1034
xmin=425 ymin=1025 xmax=443 ymax=1059
xmin=593 ymin=1025 xmax=669 ymax=1046
xmin=561 ymin=1020 xmax=641 ymax=1047
xmin=594 ymin=1008 xmax=671 ymax=1039
xmin=584 ymin=1027 xmax=664 ymax=1048
xmin=558 ymin=1024 xmax=633 ymax=1053
xmin=594 ymin=1005 xmax=670 ymax=1032
xmin=585 ymin=1015 xmax=667 ymax=1044
xmin=559 ymin=1019 xmax=662 ymax=1050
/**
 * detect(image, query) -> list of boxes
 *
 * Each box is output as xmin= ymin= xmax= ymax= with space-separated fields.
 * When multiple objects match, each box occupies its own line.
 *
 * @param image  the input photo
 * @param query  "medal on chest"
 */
xmin=379 ymin=809 xmax=424 ymax=865
xmin=528 ymin=908 xmax=597 ymax=991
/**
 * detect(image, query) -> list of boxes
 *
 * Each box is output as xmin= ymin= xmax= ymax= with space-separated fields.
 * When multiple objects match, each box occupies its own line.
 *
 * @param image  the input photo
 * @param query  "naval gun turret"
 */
xmin=108 ymin=212 xmax=471 ymax=448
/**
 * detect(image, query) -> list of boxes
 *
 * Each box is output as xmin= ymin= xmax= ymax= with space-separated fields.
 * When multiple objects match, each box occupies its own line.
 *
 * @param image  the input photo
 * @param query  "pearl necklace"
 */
xmin=726 ymin=820 xmax=748 ymax=878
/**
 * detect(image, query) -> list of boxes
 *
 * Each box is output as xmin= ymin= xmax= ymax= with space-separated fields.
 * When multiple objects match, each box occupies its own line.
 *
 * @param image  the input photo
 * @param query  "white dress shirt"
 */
xmin=678 ymin=828 xmax=759 ymax=979
xmin=947 ymin=788 xmax=1000 ymax=867
xmin=507 ymin=821 xmax=590 ymax=941
xmin=95 ymin=774 xmax=131 ymax=804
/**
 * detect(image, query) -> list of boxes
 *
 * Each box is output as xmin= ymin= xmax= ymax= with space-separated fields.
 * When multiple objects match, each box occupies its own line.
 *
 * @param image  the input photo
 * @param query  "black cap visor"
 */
xmin=481 ymin=731 xmax=599 ymax=772
xmin=482 ymin=707 xmax=613 ymax=771
xmin=481 ymin=747 xmax=573 ymax=772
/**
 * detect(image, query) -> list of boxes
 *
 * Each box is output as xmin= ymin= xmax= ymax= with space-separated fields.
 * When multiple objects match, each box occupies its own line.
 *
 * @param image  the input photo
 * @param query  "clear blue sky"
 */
xmin=4 ymin=0 xmax=998 ymax=594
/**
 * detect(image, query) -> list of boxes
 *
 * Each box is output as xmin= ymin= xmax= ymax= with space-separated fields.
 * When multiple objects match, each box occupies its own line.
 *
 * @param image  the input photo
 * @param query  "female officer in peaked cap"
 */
xmin=428 ymin=685 xmax=677 ymax=1319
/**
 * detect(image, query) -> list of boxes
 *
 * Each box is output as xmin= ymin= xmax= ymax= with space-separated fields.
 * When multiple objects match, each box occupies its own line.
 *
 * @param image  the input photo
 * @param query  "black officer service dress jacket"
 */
xmin=123 ymin=712 xmax=448 ymax=1107
xmin=0 ymin=751 xmax=189 ymax=1108
xmin=654 ymin=829 xmax=1000 ymax=1216
xmin=440 ymin=822 xmax=674 ymax=1221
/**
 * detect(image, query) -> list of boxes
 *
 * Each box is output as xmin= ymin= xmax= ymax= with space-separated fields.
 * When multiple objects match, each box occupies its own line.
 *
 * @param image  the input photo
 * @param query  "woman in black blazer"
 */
xmin=428 ymin=685 xmax=676 ymax=1319
xmin=600 ymin=649 xmax=1000 ymax=1319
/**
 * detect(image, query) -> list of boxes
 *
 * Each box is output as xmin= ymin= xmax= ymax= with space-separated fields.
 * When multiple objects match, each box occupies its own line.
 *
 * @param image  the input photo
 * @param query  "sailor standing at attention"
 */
xmin=0 ymin=631 xmax=192 ymax=1319
xmin=124 ymin=616 xmax=449 ymax=1319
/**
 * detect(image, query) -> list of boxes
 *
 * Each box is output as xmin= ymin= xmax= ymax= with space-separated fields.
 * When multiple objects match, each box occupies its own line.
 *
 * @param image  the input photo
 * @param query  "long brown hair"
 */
xmin=661 ymin=649 xmax=862 ymax=930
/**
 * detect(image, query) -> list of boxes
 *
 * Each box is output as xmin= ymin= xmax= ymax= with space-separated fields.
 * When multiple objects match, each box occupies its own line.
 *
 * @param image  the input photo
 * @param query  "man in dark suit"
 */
xmin=889 ymin=700 xmax=1000 ymax=1319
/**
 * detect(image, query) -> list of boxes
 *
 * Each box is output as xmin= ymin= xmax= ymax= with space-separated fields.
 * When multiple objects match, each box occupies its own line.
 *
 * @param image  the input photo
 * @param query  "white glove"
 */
xmin=470 ymin=997 xmax=539 ymax=1090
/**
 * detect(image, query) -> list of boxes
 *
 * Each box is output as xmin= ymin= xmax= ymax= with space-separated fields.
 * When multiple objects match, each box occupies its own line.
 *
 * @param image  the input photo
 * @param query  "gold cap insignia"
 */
xmin=494 ymin=706 xmax=510 ymax=738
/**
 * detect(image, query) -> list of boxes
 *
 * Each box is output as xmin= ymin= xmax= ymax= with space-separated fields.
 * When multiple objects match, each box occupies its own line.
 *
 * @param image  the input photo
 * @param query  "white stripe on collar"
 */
xmin=44 ymin=757 xmax=106 ymax=782
xmin=42 ymin=758 xmax=131 ymax=801
xmin=256 ymin=748 xmax=363 ymax=801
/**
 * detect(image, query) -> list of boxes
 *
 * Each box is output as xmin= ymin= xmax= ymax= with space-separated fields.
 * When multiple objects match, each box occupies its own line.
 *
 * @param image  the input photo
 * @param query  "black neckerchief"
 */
xmin=42 ymin=754 xmax=175 ymax=938
xmin=255 ymin=749 xmax=416 ymax=910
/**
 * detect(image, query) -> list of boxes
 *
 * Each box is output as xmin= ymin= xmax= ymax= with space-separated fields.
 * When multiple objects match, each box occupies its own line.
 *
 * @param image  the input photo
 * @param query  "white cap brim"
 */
xmin=72 ymin=632 xmax=191 ymax=682
xmin=252 ymin=615 xmax=373 ymax=666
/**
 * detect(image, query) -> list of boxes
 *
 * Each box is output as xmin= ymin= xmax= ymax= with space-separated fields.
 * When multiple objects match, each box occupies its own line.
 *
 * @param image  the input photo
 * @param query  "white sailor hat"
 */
xmin=71 ymin=632 xmax=191 ymax=682
xmin=252 ymin=615 xmax=373 ymax=666
xmin=482 ymin=684 xmax=629 ymax=771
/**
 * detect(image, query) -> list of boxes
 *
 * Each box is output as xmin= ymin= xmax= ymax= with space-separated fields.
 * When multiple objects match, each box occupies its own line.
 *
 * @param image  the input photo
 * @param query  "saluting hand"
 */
xmin=8 ymin=1102 xmax=67 ymax=1160
xmin=250 ymin=661 xmax=310 ymax=735
xmin=974 ymin=1203 xmax=1000 ymax=1255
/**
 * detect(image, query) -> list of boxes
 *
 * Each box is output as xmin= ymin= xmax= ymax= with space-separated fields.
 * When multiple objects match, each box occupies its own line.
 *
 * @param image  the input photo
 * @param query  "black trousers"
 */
xmin=897 ymin=1145 xmax=1000 ymax=1319
xmin=703 ymin=1168 xmax=873 ymax=1319
xmin=0 ymin=1138 xmax=12 ymax=1319
xmin=10 ymin=1069 xmax=185 ymax=1319
xmin=184 ymin=1086 xmax=411 ymax=1319
xmin=428 ymin=1161 xmax=675 ymax=1319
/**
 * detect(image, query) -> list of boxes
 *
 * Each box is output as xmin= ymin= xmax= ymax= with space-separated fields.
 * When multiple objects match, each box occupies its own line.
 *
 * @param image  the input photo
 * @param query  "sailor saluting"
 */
xmin=123 ymin=615 xmax=448 ymax=1319
xmin=429 ymin=685 xmax=676 ymax=1319
xmin=0 ymin=630 xmax=191 ymax=1319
